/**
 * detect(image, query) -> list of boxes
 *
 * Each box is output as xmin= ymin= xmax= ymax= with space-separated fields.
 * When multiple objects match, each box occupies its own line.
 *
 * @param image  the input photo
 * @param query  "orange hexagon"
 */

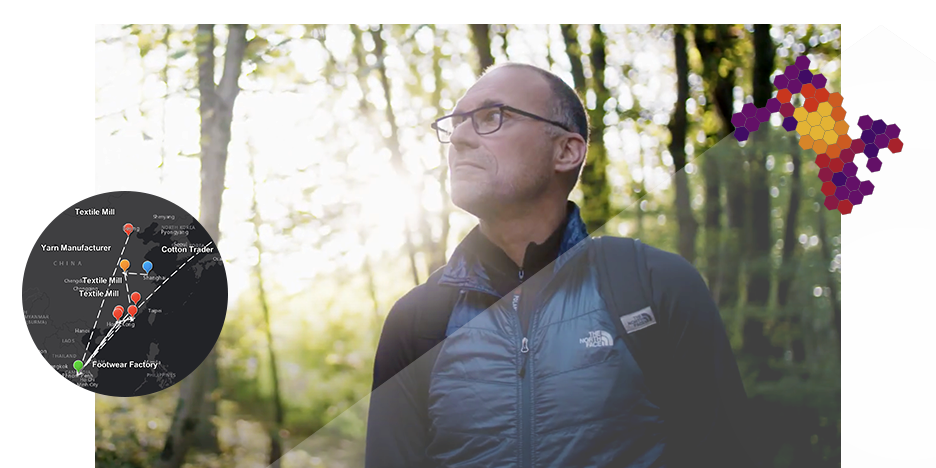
xmin=837 ymin=134 xmax=852 ymax=148
xmin=799 ymin=135 xmax=814 ymax=150
xmin=815 ymin=88 xmax=830 ymax=103
xmin=804 ymin=98 xmax=819 ymax=113
xmin=831 ymin=106 xmax=846 ymax=121
xmin=777 ymin=89 xmax=792 ymax=104
xmin=834 ymin=120 xmax=849 ymax=135
xmin=827 ymin=143 xmax=841 ymax=159
xmin=828 ymin=92 xmax=843 ymax=107
xmin=800 ymin=83 xmax=816 ymax=99
xmin=812 ymin=139 xmax=828 ymax=154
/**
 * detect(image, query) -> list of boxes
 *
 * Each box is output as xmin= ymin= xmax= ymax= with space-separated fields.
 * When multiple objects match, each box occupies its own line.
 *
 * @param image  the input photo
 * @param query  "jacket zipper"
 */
xmin=516 ymin=267 xmax=533 ymax=468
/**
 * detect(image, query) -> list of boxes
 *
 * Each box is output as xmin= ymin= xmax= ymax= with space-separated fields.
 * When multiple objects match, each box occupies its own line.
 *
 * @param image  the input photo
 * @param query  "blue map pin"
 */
xmin=142 ymin=260 xmax=153 ymax=274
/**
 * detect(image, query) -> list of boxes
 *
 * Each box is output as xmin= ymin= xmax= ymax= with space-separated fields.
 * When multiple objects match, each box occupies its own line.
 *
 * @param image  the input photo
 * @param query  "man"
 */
xmin=365 ymin=62 xmax=758 ymax=468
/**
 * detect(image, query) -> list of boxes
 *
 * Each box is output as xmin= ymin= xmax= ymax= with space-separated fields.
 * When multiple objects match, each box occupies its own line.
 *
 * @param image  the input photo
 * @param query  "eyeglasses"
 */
xmin=430 ymin=103 xmax=571 ymax=144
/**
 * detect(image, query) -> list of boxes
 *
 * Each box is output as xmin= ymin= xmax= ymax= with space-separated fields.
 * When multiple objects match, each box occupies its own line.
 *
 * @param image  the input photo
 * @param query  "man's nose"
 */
xmin=449 ymin=118 xmax=480 ymax=151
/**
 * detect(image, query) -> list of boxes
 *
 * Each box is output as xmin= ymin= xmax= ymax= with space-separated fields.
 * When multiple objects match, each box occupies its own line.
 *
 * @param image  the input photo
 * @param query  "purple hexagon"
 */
xmin=845 ymin=176 xmax=861 ymax=191
xmin=756 ymin=107 xmax=771 ymax=123
xmin=785 ymin=65 xmax=799 ymax=79
xmin=871 ymin=119 xmax=887 ymax=134
xmin=885 ymin=124 xmax=901 ymax=139
xmin=812 ymin=73 xmax=827 ymax=89
xmin=788 ymin=80 xmax=802 ymax=94
xmin=766 ymin=98 xmax=781 ymax=113
xmin=798 ymin=69 xmax=813 ymax=85
xmin=818 ymin=167 xmax=834 ymax=182
xmin=742 ymin=103 xmax=757 ymax=118
xmin=824 ymin=196 xmax=839 ymax=210
xmin=745 ymin=118 xmax=760 ymax=132
xmin=867 ymin=157 xmax=882 ymax=172
xmin=843 ymin=162 xmax=858 ymax=177
xmin=774 ymin=74 xmax=789 ymax=90
xmin=859 ymin=180 xmax=875 ymax=195
xmin=861 ymin=129 xmax=877 ymax=144
xmin=857 ymin=115 xmax=873 ymax=130
xmin=849 ymin=191 xmax=864 ymax=205
xmin=734 ymin=127 xmax=750 ymax=141
xmin=795 ymin=55 xmax=811 ymax=70
xmin=731 ymin=112 xmax=746 ymax=128
xmin=874 ymin=134 xmax=890 ymax=149
xmin=832 ymin=172 xmax=848 ymax=186
xmin=782 ymin=116 xmax=798 ymax=132
xmin=834 ymin=185 xmax=850 ymax=200
xmin=864 ymin=144 xmax=879 ymax=158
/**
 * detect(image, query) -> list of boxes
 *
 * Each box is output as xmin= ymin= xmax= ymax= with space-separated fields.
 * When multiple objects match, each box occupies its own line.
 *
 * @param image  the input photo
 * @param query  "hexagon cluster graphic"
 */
xmin=731 ymin=55 xmax=904 ymax=215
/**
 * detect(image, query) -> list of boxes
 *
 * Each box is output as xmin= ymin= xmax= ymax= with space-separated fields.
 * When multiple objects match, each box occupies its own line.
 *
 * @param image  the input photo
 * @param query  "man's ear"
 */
xmin=554 ymin=133 xmax=587 ymax=175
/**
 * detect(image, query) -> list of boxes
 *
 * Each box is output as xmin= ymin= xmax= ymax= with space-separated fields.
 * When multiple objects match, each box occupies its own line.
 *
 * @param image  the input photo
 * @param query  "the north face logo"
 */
xmin=620 ymin=307 xmax=657 ymax=334
xmin=580 ymin=330 xmax=614 ymax=348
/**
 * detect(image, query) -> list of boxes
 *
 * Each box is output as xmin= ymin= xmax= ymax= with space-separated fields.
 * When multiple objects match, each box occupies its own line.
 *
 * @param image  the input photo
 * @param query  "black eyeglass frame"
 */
xmin=430 ymin=103 xmax=572 ymax=143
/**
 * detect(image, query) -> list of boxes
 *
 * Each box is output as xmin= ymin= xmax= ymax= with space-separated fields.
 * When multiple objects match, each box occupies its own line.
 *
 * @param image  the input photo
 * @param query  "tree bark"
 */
xmin=368 ymin=25 xmax=422 ymax=286
xmin=468 ymin=24 xmax=494 ymax=74
xmin=247 ymin=148 xmax=285 ymax=466
xmin=157 ymin=24 xmax=247 ymax=468
xmin=668 ymin=24 xmax=698 ymax=263
xmin=746 ymin=24 xmax=776 ymax=306
xmin=428 ymin=25 xmax=450 ymax=274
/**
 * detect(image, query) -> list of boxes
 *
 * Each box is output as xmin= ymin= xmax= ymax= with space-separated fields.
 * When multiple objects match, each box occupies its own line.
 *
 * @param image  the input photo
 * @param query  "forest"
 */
xmin=94 ymin=24 xmax=842 ymax=467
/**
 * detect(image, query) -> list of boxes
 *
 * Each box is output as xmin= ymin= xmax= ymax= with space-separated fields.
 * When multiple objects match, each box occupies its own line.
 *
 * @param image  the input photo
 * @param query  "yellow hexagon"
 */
xmin=799 ymin=135 xmax=814 ymax=150
xmin=834 ymin=120 xmax=849 ymax=135
xmin=806 ymin=112 xmax=822 ymax=127
xmin=821 ymin=116 xmax=836 ymax=131
xmin=793 ymin=107 xmax=809 ymax=122
xmin=809 ymin=125 xmax=825 ymax=140
xmin=817 ymin=102 xmax=833 ymax=117
xmin=823 ymin=129 xmax=838 ymax=145
xmin=796 ymin=121 xmax=811 ymax=136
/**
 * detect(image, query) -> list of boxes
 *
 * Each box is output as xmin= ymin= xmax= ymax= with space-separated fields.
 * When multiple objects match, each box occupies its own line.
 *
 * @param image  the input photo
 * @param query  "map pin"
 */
xmin=120 ymin=259 xmax=130 ymax=272
xmin=113 ymin=305 xmax=124 ymax=320
xmin=142 ymin=261 xmax=153 ymax=274
xmin=123 ymin=223 xmax=133 ymax=236
xmin=131 ymin=291 xmax=141 ymax=304
xmin=74 ymin=360 xmax=83 ymax=373
xmin=128 ymin=305 xmax=138 ymax=317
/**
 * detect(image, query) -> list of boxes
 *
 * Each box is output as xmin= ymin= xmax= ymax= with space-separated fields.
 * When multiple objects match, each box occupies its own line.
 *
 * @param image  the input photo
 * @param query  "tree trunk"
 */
xmin=428 ymin=25 xmax=450 ymax=274
xmin=157 ymin=23 xmax=247 ymax=468
xmin=468 ymin=24 xmax=494 ymax=74
xmin=368 ymin=25 xmax=422 ymax=286
xmin=668 ymin=24 xmax=698 ymax=263
xmin=247 ymin=148 xmax=285 ymax=466
xmin=746 ymin=24 xmax=776 ymax=306
xmin=817 ymin=203 xmax=841 ymax=339
xmin=693 ymin=24 xmax=737 ymax=303
xmin=777 ymin=137 xmax=802 ymax=308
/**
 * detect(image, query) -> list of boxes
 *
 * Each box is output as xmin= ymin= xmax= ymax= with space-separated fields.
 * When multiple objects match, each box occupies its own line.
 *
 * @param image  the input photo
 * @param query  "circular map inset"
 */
xmin=22 ymin=191 xmax=227 ymax=397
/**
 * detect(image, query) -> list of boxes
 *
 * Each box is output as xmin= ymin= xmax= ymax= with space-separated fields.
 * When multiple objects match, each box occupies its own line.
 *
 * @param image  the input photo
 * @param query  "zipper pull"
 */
xmin=521 ymin=337 xmax=529 ymax=353
xmin=519 ymin=268 xmax=524 ymax=281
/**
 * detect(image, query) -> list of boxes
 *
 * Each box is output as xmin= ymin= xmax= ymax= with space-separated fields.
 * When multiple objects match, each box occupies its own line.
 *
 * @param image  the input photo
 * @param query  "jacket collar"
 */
xmin=438 ymin=200 xmax=591 ymax=295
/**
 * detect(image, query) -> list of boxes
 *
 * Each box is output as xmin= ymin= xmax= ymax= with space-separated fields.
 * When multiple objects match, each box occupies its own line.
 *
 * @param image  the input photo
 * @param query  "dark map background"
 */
xmin=22 ymin=191 xmax=227 ymax=397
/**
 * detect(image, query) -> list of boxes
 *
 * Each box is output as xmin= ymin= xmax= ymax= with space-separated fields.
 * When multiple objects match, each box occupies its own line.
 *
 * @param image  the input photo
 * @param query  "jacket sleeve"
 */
xmin=643 ymin=245 xmax=765 ymax=468
xmin=365 ymin=291 xmax=435 ymax=468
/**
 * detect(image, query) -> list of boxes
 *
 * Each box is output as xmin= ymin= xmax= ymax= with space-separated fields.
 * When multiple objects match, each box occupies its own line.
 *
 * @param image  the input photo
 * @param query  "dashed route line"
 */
xmin=123 ymin=271 xmax=130 ymax=303
xmin=81 ymin=235 xmax=130 ymax=362
xmin=78 ymin=241 xmax=215 ymax=376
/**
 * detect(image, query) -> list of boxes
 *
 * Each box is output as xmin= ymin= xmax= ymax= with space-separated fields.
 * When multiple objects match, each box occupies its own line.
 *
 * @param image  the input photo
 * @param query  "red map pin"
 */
xmin=123 ymin=223 xmax=134 ymax=236
xmin=131 ymin=292 xmax=141 ymax=304
xmin=128 ymin=305 xmax=138 ymax=317
xmin=113 ymin=305 xmax=124 ymax=320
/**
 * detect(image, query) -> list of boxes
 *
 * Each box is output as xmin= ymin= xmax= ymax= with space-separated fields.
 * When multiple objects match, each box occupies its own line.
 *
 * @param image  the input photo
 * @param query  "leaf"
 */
xmin=170 ymin=49 xmax=188 ymax=60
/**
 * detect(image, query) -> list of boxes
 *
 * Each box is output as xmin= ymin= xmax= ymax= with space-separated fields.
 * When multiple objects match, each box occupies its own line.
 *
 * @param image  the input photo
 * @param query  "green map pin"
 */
xmin=74 ymin=360 xmax=83 ymax=372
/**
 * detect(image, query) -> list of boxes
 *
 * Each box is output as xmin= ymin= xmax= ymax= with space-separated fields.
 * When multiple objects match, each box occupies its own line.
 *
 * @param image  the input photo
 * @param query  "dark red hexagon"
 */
xmin=850 ymin=139 xmax=866 ymax=154
xmin=824 ymin=196 xmax=839 ymax=211
xmin=815 ymin=153 xmax=831 ymax=168
xmin=839 ymin=148 xmax=855 ymax=163
xmin=838 ymin=199 xmax=854 ymax=215
xmin=888 ymin=138 xmax=903 ymax=153
xmin=818 ymin=167 xmax=834 ymax=182
xmin=821 ymin=181 xmax=837 ymax=196
xmin=829 ymin=158 xmax=845 ymax=173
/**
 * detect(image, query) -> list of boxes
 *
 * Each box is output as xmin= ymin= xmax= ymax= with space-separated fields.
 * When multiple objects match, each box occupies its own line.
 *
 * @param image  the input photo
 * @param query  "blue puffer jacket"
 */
xmin=426 ymin=204 xmax=666 ymax=467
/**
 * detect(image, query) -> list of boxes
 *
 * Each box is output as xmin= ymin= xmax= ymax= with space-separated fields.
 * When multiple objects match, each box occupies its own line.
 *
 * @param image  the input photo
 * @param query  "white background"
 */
xmin=0 ymin=4 xmax=932 ymax=467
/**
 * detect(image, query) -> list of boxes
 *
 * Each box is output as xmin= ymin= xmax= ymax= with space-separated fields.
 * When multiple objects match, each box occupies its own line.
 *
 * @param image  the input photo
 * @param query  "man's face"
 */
xmin=447 ymin=67 xmax=558 ymax=218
